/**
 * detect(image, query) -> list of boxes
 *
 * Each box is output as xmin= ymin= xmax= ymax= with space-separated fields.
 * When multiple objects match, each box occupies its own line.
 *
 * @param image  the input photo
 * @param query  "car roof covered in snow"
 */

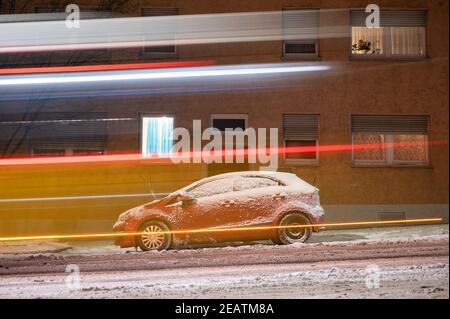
xmin=180 ymin=171 xmax=318 ymax=192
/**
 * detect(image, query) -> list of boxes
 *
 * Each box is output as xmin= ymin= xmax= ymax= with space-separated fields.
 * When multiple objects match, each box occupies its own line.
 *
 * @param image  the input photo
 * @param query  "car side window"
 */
xmin=233 ymin=176 xmax=280 ymax=192
xmin=187 ymin=178 xmax=234 ymax=198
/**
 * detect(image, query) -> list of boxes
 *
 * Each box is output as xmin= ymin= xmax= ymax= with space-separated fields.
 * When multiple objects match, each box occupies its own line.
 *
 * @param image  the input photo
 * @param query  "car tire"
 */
xmin=274 ymin=213 xmax=312 ymax=245
xmin=137 ymin=220 xmax=172 ymax=251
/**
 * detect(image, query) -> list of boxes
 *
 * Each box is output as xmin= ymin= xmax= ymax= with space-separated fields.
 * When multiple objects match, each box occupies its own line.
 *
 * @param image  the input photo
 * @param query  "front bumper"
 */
xmin=113 ymin=221 xmax=136 ymax=248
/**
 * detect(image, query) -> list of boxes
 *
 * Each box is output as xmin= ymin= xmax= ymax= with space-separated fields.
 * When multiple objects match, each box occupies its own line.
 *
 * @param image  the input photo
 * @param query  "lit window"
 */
xmin=351 ymin=10 xmax=426 ymax=58
xmin=142 ymin=116 xmax=174 ymax=157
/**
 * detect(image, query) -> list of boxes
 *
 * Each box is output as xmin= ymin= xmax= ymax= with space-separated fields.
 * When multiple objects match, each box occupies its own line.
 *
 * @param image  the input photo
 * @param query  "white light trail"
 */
xmin=0 ymin=193 xmax=170 ymax=203
xmin=0 ymin=64 xmax=330 ymax=86
xmin=0 ymin=10 xmax=349 ymax=53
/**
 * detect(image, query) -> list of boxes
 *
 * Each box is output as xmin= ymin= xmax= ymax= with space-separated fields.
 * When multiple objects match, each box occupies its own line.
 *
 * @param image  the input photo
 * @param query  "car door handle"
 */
xmin=220 ymin=200 xmax=236 ymax=208
xmin=272 ymin=193 xmax=286 ymax=200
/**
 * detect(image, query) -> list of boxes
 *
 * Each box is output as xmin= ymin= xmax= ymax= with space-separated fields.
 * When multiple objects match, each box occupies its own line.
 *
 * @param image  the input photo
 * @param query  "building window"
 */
xmin=283 ymin=114 xmax=320 ymax=164
xmin=210 ymin=114 xmax=247 ymax=132
xmin=141 ymin=116 xmax=174 ymax=157
xmin=141 ymin=8 xmax=178 ymax=56
xmin=283 ymin=9 xmax=320 ymax=57
xmin=27 ymin=113 xmax=107 ymax=157
xmin=350 ymin=10 xmax=427 ymax=58
xmin=351 ymin=115 xmax=429 ymax=166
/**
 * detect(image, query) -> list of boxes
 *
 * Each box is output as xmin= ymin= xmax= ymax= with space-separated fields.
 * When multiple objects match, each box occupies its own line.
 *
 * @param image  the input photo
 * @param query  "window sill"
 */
xmin=281 ymin=55 xmax=322 ymax=61
xmin=352 ymin=163 xmax=432 ymax=169
xmin=284 ymin=160 xmax=320 ymax=167
xmin=350 ymin=55 xmax=429 ymax=62
xmin=139 ymin=52 xmax=179 ymax=59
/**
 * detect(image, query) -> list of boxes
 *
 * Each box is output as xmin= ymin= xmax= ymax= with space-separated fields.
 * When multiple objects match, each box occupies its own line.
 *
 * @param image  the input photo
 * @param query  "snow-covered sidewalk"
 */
xmin=0 ymin=224 xmax=447 ymax=255
xmin=0 ymin=240 xmax=70 ymax=255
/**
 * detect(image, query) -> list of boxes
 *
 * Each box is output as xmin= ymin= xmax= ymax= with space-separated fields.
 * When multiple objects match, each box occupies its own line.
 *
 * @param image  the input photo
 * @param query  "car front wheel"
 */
xmin=273 ymin=213 xmax=312 ymax=245
xmin=137 ymin=220 xmax=172 ymax=251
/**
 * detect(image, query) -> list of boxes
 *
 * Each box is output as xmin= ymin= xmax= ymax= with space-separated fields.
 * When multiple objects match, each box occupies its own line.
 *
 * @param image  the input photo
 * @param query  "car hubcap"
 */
xmin=141 ymin=225 xmax=165 ymax=249
xmin=285 ymin=223 xmax=305 ymax=239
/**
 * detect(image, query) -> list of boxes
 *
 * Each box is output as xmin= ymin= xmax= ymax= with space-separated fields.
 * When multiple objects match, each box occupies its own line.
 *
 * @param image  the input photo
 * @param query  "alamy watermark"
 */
xmin=366 ymin=4 xmax=380 ymax=28
xmin=170 ymin=120 xmax=279 ymax=171
xmin=365 ymin=264 xmax=381 ymax=289
xmin=65 ymin=4 xmax=80 ymax=29
xmin=65 ymin=264 xmax=81 ymax=290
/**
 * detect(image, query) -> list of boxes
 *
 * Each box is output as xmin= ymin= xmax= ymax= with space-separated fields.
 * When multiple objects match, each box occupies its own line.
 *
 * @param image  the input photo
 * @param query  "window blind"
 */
xmin=350 ymin=10 xmax=427 ymax=27
xmin=283 ymin=114 xmax=320 ymax=140
xmin=351 ymin=115 xmax=429 ymax=134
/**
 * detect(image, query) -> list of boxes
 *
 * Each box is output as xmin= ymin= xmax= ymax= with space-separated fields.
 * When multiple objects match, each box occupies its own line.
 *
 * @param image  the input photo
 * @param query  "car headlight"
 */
xmin=118 ymin=209 xmax=134 ymax=222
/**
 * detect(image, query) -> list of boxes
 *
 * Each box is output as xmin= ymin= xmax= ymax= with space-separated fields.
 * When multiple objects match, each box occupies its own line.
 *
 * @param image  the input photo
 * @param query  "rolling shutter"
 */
xmin=28 ymin=112 xmax=108 ymax=149
xmin=283 ymin=114 xmax=320 ymax=140
xmin=141 ymin=8 xmax=178 ymax=17
xmin=350 ymin=10 xmax=427 ymax=27
xmin=283 ymin=9 xmax=320 ymax=39
xmin=141 ymin=8 xmax=178 ymax=54
xmin=351 ymin=115 xmax=429 ymax=134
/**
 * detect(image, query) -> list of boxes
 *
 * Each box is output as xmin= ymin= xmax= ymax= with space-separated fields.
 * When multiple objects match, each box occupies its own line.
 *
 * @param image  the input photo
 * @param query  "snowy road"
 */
xmin=0 ymin=233 xmax=448 ymax=298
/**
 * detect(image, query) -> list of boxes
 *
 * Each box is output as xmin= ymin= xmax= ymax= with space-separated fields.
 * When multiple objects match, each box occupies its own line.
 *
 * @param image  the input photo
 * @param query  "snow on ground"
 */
xmin=1 ymin=257 xmax=447 ymax=299
xmin=0 ymin=225 xmax=447 ymax=299
xmin=61 ymin=224 xmax=448 ymax=255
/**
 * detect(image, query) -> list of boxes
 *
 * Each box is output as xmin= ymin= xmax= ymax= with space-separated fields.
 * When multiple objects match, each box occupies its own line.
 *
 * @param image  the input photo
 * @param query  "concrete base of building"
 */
xmin=322 ymin=204 xmax=449 ymax=226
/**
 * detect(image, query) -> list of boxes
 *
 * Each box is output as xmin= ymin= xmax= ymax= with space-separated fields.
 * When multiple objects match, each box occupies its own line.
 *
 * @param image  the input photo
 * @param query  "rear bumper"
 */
xmin=311 ymin=207 xmax=326 ymax=232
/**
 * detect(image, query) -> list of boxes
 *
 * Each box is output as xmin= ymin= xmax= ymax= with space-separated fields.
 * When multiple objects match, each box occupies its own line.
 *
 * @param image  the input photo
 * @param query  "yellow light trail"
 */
xmin=0 ymin=218 xmax=443 ymax=242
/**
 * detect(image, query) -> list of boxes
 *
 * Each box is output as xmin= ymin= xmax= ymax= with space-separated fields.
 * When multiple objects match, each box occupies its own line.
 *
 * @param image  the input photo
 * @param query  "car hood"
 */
xmin=117 ymin=197 xmax=167 ymax=221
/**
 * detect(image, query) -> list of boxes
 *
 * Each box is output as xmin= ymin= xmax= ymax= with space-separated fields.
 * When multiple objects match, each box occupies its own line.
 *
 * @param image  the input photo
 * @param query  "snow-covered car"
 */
xmin=113 ymin=171 xmax=325 ymax=251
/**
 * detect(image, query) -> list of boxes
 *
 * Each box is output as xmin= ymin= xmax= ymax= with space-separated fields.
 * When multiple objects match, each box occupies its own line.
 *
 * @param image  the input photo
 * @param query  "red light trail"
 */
xmin=0 ymin=140 xmax=446 ymax=166
xmin=0 ymin=60 xmax=215 ymax=75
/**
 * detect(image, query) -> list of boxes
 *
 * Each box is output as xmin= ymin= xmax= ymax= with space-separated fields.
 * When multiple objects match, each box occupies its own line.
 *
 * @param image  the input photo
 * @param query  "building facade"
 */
xmin=0 ymin=0 xmax=448 ymax=235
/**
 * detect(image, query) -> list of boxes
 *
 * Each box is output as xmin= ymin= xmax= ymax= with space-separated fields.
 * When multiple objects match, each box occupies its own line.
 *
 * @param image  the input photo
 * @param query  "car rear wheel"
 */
xmin=273 ymin=213 xmax=312 ymax=245
xmin=137 ymin=220 xmax=172 ymax=251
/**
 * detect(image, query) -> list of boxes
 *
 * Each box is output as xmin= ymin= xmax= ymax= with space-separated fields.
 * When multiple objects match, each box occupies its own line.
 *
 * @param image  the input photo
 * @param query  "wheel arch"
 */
xmin=276 ymin=208 xmax=315 ymax=225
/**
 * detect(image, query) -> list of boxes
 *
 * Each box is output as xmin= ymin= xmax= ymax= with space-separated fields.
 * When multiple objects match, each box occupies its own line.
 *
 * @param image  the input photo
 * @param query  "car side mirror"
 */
xmin=179 ymin=192 xmax=196 ymax=207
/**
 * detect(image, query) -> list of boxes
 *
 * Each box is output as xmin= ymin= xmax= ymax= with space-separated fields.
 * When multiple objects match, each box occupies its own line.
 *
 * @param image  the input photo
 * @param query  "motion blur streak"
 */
xmin=0 ymin=64 xmax=330 ymax=86
xmin=0 ymin=60 xmax=215 ymax=75
xmin=0 ymin=193 xmax=169 ymax=203
xmin=0 ymin=10 xmax=348 ymax=53
xmin=0 ymin=140 xmax=446 ymax=166
xmin=0 ymin=218 xmax=443 ymax=242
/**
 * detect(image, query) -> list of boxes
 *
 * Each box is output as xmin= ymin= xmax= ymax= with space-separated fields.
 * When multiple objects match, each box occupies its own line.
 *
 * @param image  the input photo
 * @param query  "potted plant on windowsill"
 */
xmin=352 ymin=40 xmax=381 ymax=55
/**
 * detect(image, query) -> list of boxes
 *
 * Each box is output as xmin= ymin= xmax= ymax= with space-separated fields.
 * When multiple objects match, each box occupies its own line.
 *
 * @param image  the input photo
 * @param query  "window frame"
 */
xmin=282 ymin=8 xmax=320 ymax=58
xmin=351 ymin=133 xmax=430 ymax=167
xmin=140 ymin=7 xmax=178 ymax=58
xmin=282 ymin=113 xmax=321 ymax=166
xmin=140 ymin=114 xmax=175 ymax=158
xmin=349 ymin=9 xmax=428 ymax=60
xmin=209 ymin=114 xmax=248 ymax=132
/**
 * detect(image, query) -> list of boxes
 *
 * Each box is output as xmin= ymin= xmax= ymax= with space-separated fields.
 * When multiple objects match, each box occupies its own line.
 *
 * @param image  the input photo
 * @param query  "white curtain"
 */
xmin=391 ymin=27 xmax=426 ymax=56
xmin=142 ymin=117 xmax=174 ymax=157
